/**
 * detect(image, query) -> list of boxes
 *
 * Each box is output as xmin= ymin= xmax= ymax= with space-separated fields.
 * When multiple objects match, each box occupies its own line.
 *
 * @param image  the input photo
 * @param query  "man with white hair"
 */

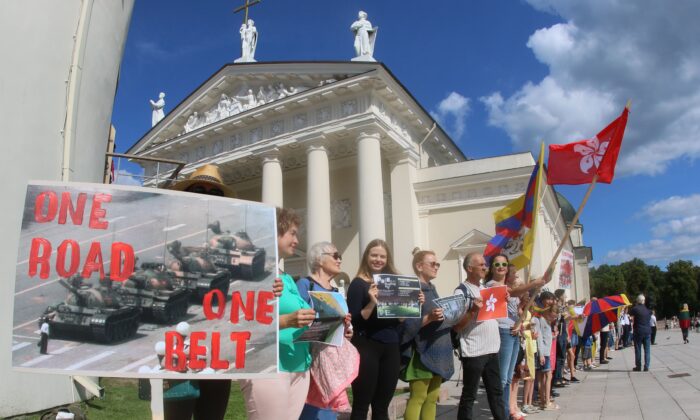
xmin=629 ymin=294 xmax=652 ymax=372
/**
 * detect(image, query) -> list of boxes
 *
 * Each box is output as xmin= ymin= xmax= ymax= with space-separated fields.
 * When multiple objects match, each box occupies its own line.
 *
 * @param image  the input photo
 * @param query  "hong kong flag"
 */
xmin=547 ymin=107 xmax=629 ymax=185
xmin=477 ymin=285 xmax=508 ymax=321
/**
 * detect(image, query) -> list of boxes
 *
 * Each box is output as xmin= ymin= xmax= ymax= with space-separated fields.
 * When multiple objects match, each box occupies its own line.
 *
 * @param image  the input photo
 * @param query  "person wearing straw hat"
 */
xmin=166 ymin=164 xmax=287 ymax=419
xmin=170 ymin=164 xmax=236 ymax=198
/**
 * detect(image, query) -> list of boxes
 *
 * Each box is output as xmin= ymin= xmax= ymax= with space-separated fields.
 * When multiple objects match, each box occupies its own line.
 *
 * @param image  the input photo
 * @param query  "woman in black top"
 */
xmin=347 ymin=239 xmax=417 ymax=420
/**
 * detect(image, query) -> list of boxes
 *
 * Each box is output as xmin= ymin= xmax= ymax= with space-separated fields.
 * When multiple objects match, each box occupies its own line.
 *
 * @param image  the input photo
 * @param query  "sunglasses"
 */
xmin=186 ymin=184 xmax=224 ymax=197
xmin=492 ymin=262 xmax=508 ymax=268
xmin=424 ymin=261 xmax=441 ymax=268
xmin=323 ymin=252 xmax=342 ymax=261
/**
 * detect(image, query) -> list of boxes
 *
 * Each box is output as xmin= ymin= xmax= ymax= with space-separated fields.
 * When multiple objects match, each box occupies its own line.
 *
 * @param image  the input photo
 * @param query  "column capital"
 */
xmin=260 ymin=147 xmax=281 ymax=162
xmin=387 ymin=149 xmax=420 ymax=168
xmin=306 ymin=142 xmax=328 ymax=155
xmin=356 ymin=130 xmax=381 ymax=141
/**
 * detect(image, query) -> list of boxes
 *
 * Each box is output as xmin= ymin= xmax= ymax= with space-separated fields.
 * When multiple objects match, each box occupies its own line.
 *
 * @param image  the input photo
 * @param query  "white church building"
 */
xmin=127 ymin=59 xmax=592 ymax=300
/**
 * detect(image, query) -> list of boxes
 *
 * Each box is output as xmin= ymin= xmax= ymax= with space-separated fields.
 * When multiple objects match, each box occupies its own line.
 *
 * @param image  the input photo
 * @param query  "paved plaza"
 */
xmin=420 ymin=328 xmax=700 ymax=419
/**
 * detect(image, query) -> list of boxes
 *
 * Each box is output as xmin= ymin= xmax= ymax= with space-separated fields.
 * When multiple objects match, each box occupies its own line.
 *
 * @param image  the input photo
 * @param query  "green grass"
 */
xmin=8 ymin=380 xmax=408 ymax=419
xmin=8 ymin=378 xmax=249 ymax=419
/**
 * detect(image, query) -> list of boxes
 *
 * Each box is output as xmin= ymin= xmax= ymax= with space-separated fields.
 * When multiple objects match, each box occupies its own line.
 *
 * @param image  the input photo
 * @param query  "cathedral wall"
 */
xmin=0 ymin=0 xmax=134 ymax=416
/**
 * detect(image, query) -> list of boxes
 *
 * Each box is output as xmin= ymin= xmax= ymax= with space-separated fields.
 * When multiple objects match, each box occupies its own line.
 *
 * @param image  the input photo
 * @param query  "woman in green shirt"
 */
xmin=241 ymin=208 xmax=317 ymax=419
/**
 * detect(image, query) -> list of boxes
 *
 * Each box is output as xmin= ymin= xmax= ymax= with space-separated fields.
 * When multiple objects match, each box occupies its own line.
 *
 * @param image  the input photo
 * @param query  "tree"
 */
xmin=620 ymin=258 xmax=656 ymax=299
xmin=660 ymin=260 xmax=699 ymax=318
xmin=590 ymin=264 xmax=626 ymax=298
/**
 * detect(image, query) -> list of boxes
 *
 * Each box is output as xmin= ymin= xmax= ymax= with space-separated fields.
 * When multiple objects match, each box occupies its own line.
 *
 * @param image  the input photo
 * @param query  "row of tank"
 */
xmin=39 ymin=222 xmax=268 ymax=344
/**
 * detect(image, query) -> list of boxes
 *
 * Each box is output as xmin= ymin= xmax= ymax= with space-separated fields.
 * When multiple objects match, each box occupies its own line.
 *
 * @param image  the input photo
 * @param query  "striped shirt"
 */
xmin=454 ymin=281 xmax=500 ymax=357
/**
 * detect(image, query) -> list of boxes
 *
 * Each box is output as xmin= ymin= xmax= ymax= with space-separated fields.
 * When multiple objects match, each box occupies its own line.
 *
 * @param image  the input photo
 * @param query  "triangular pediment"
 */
xmin=449 ymin=229 xmax=492 ymax=251
xmin=130 ymin=62 xmax=384 ymax=154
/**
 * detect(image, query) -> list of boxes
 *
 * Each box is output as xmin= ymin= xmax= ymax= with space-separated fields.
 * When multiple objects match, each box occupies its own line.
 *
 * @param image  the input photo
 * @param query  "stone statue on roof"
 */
xmin=351 ymin=11 xmax=377 ymax=62
xmin=236 ymin=19 xmax=258 ymax=63
xmin=149 ymin=92 xmax=165 ymax=126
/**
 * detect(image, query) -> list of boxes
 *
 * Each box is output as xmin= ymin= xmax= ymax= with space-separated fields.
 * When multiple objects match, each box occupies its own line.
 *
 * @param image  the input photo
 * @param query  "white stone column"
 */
xmin=261 ymin=149 xmax=283 ymax=207
xmin=389 ymin=151 xmax=419 ymax=274
xmin=357 ymin=131 xmax=385 ymax=252
xmin=306 ymin=143 xmax=332 ymax=247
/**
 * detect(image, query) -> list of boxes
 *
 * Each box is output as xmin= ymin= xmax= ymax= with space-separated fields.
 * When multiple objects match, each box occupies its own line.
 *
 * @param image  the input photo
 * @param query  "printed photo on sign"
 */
xmin=559 ymin=250 xmax=574 ymax=289
xmin=12 ymin=181 xmax=278 ymax=380
xmin=433 ymin=295 xmax=467 ymax=330
xmin=477 ymin=285 xmax=508 ymax=321
xmin=295 ymin=291 xmax=347 ymax=347
xmin=373 ymin=274 xmax=421 ymax=318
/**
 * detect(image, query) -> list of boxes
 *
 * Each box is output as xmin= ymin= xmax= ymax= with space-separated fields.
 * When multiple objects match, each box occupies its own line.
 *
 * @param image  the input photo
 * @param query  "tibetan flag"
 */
xmin=477 ymin=285 xmax=508 ymax=321
xmin=547 ymin=107 xmax=629 ymax=185
xmin=483 ymin=143 xmax=545 ymax=270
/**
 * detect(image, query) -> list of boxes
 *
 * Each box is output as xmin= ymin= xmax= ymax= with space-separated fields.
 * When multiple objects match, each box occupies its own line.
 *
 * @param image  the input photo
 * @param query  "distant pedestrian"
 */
xmin=39 ymin=319 xmax=49 ymax=355
xmin=650 ymin=310 xmax=657 ymax=345
xmin=679 ymin=304 xmax=691 ymax=344
xmin=629 ymin=295 xmax=652 ymax=372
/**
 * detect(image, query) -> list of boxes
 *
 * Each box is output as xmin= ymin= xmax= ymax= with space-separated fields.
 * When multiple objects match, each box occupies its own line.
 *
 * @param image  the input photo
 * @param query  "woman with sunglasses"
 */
xmin=297 ymin=241 xmax=354 ymax=420
xmin=485 ymin=255 xmax=550 ymax=420
xmin=240 ymin=207 xmax=317 ymax=420
xmin=402 ymin=249 xmax=454 ymax=420
xmin=348 ymin=239 xmax=421 ymax=420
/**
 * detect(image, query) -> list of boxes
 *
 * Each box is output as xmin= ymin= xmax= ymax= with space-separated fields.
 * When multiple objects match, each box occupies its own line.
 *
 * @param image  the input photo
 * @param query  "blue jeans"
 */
xmin=633 ymin=334 xmax=651 ymax=369
xmin=498 ymin=328 xmax=520 ymax=417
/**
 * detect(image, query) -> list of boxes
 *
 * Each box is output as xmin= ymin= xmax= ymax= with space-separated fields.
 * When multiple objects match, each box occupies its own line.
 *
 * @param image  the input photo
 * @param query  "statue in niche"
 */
xmin=237 ymin=19 xmax=258 ymax=62
xmin=236 ymin=89 xmax=257 ymax=110
xmin=149 ymin=92 xmax=166 ymax=126
xmin=350 ymin=11 xmax=377 ymax=61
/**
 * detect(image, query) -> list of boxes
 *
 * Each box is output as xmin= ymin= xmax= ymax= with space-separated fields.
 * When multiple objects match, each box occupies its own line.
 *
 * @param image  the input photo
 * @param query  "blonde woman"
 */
xmin=402 ymin=249 xmax=453 ymax=420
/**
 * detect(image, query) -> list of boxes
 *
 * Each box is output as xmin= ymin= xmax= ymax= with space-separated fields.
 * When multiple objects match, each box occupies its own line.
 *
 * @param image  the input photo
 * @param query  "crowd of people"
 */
xmin=160 ymin=165 xmax=687 ymax=420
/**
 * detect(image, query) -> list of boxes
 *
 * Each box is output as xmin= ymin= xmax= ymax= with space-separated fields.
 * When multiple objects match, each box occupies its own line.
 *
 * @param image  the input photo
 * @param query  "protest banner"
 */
xmin=477 ymin=285 xmax=508 ymax=321
xmin=295 ymin=291 xmax=347 ymax=346
xmin=12 ymin=181 xmax=278 ymax=379
xmin=433 ymin=295 xmax=467 ymax=330
xmin=559 ymin=250 xmax=574 ymax=289
xmin=373 ymin=274 xmax=421 ymax=318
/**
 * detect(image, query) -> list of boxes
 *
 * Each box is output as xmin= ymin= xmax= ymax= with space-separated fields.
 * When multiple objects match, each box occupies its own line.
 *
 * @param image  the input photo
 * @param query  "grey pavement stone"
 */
xmin=408 ymin=328 xmax=700 ymax=419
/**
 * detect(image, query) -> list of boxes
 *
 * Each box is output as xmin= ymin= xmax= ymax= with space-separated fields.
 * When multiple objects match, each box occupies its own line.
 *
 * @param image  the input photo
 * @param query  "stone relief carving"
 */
xmin=293 ymin=113 xmax=307 ymax=130
xmin=212 ymin=140 xmax=224 ymax=155
xmin=331 ymin=199 xmax=352 ymax=229
xmin=181 ymin=82 xmax=312 ymax=134
xmin=271 ymin=120 xmax=284 ymax=136
xmin=249 ymin=127 xmax=263 ymax=143
xmin=229 ymin=133 xmax=243 ymax=150
xmin=317 ymin=106 xmax=332 ymax=123
xmin=341 ymin=99 xmax=358 ymax=117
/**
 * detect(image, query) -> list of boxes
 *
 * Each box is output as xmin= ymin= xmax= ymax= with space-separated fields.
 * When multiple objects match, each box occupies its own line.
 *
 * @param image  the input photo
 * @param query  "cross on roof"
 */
xmin=233 ymin=0 xmax=261 ymax=24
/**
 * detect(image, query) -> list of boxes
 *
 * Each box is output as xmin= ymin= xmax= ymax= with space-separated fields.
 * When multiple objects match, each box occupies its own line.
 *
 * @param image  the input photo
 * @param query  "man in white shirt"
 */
xmin=453 ymin=253 xmax=505 ymax=420
xmin=650 ymin=310 xmax=657 ymax=345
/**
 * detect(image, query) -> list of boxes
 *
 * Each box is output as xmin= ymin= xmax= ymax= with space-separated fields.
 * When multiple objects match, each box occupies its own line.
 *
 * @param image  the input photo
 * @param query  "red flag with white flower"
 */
xmin=547 ymin=107 xmax=629 ymax=185
xmin=477 ymin=285 xmax=508 ymax=321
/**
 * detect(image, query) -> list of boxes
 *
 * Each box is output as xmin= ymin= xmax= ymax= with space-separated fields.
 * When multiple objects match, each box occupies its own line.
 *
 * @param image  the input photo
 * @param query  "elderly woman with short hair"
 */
xmin=297 ymin=241 xmax=355 ymax=420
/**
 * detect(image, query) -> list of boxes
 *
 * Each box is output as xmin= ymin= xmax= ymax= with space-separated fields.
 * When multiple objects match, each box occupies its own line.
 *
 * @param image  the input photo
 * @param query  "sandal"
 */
xmin=542 ymin=402 xmax=560 ymax=411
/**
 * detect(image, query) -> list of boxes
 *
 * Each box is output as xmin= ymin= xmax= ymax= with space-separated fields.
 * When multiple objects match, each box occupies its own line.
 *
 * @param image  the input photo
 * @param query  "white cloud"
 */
xmin=483 ymin=0 xmax=700 ymax=176
xmin=114 ymin=169 xmax=143 ymax=186
xmin=606 ymin=193 xmax=700 ymax=263
xmin=430 ymin=92 xmax=471 ymax=139
xmin=605 ymin=235 xmax=700 ymax=264
xmin=641 ymin=194 xmax=700 ymax=221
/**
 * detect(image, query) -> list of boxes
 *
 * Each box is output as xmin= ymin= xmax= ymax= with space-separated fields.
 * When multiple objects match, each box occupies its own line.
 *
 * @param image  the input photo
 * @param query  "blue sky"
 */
xmin=112 ymin=0 xmax=700 ymax=269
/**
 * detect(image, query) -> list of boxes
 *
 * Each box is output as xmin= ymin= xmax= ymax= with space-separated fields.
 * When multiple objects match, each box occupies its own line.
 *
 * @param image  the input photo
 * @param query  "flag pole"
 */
xmin=543 ymin=173 xmax=598 ymax=279
xmin=524 ymin=142 xmax=546 ymax=286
